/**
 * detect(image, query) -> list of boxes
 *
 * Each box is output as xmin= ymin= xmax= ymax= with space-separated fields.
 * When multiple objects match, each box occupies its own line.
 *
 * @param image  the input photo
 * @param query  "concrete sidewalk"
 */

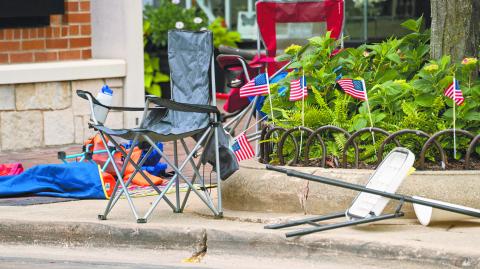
xmin=0 ymin=192 xmax=479 ymax=268
xmin=1 ymin=146 xmax=480 ymax=268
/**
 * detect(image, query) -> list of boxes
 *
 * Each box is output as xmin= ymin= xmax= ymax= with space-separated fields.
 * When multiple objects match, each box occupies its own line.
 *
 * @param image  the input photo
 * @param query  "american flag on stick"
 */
xmin=232 ymin=133 xmax=255 ymax=162
xmin=240 ymin=73 xmax=270 ymax=98
xmin=289 ymin=76 xmax=308 ymax=101
xmin=444 ymin=78 xmax=464 ymax=106
xmin=337 ymin=79 xmax=367 ymax=101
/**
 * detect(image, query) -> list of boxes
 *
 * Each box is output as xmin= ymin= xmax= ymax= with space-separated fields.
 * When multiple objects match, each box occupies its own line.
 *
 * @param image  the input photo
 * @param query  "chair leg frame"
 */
xmin=265 ymin=200 xmax=406 ymax=237
xmin=179 ymin=138 xmax=216 ymax=213
xmin=141 ymin=132 xmax=221 ymax=220
xmin=97 ymin=132 xmax=177 ymax=222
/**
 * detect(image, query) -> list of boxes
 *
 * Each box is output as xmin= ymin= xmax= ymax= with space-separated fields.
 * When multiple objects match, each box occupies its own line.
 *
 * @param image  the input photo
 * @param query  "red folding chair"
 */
xmin=219 ymin=0 xmax=345 ymax=140
xmin=255 ymin=0 xmax=345 ymax=75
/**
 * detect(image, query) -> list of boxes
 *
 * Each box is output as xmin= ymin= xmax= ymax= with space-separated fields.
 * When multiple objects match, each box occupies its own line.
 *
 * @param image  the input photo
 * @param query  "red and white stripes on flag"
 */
xmin=232 ymin=133 xmax=255 ymax=162
xmin=289 ymin=76 xmax=308 ymax=101
xmin=239 ymin=73 xmax=270 ymax=98
xmin=337 ymin=79 xmax=367 ymax=101
xmin=444 ymin=78 xmax=465 ymax=106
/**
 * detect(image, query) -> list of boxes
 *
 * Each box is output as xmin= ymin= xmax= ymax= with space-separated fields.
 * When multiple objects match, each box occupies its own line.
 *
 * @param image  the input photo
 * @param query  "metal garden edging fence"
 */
xmin=259 ymin=124 xmax=480 ymax=170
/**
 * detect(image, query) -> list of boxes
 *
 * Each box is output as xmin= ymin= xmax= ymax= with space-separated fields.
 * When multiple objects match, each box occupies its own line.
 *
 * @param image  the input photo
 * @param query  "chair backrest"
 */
xmin=346 ymin=147 xmax=415 ymax=220
xmin=168 ymin=30 xmax=214 ymax=105
xmin=256 ymin=0 xmax=344 ymax=57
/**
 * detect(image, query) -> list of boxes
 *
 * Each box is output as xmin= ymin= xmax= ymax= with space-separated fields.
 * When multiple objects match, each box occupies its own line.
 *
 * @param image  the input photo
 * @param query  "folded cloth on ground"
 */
xmin=0 ymin=162 xmax=115 ymax=199
xmin=0 ymin=163 xmax=24 ymax=176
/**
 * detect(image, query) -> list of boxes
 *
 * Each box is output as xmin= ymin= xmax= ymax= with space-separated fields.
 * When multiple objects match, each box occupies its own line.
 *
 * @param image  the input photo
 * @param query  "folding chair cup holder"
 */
xmin=265 ymin=147 xmax=480 ymax=237
xmin=77 ymin=30 xmax=238 ymax=223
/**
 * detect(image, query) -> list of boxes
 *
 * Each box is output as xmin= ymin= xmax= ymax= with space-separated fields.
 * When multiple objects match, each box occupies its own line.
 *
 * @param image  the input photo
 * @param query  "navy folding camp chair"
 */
xmin=77 ymin=30 xmax=238 ymax=222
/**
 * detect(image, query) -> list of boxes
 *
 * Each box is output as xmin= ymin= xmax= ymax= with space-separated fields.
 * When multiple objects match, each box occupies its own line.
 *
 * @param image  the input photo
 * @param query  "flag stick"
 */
xmin=234 ymin=115 xmax=268 ymax=140
xmin=266 ymin=67 xmax=275 ymax=123
xmin=453 ymin=78 xmax=457 ymax=159
xmin=299 ymin=70 xmax=305 ymax=157
xmin=362 ymin=79 xmax=377 ymax=158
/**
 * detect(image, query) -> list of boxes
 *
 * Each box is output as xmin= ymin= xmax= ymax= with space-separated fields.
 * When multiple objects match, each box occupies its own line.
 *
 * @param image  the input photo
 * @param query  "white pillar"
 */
xmin=91 ymin=0 xmax=145 ymax=128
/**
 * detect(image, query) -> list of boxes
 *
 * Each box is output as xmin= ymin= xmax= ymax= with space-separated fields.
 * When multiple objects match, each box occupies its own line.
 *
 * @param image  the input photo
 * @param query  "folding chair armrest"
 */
xmin=76 ymin=90 xmax=147 ymax=112
xmin=146 ymin=96 xmax=221 ymax=118
xmin=216 ymin=54 xmax=251 ymax=81
xmin=76 ymin=89 xmax=107 ymax=108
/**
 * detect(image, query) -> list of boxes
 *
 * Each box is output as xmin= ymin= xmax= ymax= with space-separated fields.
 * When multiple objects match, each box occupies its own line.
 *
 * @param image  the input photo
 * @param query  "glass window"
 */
xmin=345 ymin=0 xmax=430 ymax=44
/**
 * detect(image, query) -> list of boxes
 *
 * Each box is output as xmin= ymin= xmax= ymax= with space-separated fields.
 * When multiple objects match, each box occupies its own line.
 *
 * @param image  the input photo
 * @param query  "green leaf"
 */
xmin=152 ymin=57 xmax=160 ymax=71
xmin=376 ymin=69 xmax=399 ymax=83
xmin=411 ymin=79 xmax=433 ymax=93
xmin=146 ymin=84 xmax=161 ymax=97
xmin=374 ymin=113 xmax=387 ymax=122
xmin=464 ymin=111 xmax=480 ymax=121
xmin=386 ymin=53 xmax=401 ymax=64
xmin=400 ymin=16 xmax=422 ymax=33
xmin=443 ymin=108 xmax=454 ymax=119
xmin=153 ymin=72 xmax=169 ymax=83
xmin=415 ymin=94 xmax=435 ymax=107
xmin=352 ymin=118 xmax=367 ymax=131
xmin=144 ymin=74 xmax=153 ymax=88
xmin=288 ymin=62 xmax=302 ymax=69
xmin=276 ymin=54 xmax=292 ymax=62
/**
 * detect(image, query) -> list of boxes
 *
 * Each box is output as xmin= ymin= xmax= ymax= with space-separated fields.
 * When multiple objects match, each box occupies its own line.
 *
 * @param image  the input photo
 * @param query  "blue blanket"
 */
xmin=0 ymin=162 xmax=109 ymax=199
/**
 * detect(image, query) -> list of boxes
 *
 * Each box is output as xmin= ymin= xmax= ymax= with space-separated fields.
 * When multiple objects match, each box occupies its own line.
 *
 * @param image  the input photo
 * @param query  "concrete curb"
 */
xmin=0 ymin=220 xmax=205 ymax=251
xmin=207 ymin=228 xmax=479 ymax=268
xmin=0 ymin=219 xmax=478 ymax=268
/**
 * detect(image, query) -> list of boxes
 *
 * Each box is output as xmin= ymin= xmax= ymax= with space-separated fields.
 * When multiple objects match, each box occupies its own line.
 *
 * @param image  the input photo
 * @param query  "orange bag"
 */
xmin=84 ymin=134 xmax=167 ymax=187
xmin=84 ymin=135 xmax=124 ymax=175
xmin=122 ymin=146 xmax=167 ymax=186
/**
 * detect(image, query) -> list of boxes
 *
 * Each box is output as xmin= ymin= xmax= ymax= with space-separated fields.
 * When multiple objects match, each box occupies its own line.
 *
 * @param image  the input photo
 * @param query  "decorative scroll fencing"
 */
xmin=259 ymin=124 xmax=480 ymax=170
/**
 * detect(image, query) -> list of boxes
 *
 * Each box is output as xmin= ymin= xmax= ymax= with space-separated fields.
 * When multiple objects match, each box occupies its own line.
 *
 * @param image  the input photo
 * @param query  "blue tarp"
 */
xmin=0 ymin=162 xmax=109 ymax=199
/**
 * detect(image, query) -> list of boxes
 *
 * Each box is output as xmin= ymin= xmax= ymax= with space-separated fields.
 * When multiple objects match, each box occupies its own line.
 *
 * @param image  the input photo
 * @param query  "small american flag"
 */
xmin=337 ymin=79 xmax=367 ymax=101
xmin=240 ymin=73 xmax=270 ymax=97
xmin=232 ymin=133 xmax=255 ymax=162
xmin=289 ymin=76 xmax=308 ymax=101
xmin=444 ymin=78 xmax=464 ymax=106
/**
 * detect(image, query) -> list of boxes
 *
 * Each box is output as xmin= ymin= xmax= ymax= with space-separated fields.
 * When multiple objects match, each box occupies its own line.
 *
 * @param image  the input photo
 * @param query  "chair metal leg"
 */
xmin=141 ymin=130 xmax=220 ymax=220
xmin=264 ymin=212 xmax=345 ymax=229
xmin=179 ymin=138 xmax=216 ymax=213
xmin=152 ymin=143 xmax=219 ymax=216
xmin=104 ymin=135 xmax=176 ymax=213
xmin=285 ymin=212 xmax=404 ymax=237
xmin=99 ymin=134 xmax=139 ymax=219
xmin=173 ymin=140 xmax=181 ymax=213
xmin=179 ymin=157 xmax=203 ymax=212
xmin=213 ymin=126 xmax=223 ymax=217
xmin=97 ymin=133 xmax=140 ymax=221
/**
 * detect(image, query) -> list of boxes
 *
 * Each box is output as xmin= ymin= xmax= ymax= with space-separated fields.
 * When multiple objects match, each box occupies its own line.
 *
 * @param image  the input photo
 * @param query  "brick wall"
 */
xmin=0 ymin=0 xmax=92 ymax=64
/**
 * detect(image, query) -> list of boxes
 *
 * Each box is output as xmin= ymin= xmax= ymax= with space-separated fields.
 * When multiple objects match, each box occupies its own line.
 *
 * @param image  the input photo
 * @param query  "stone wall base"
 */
xmin=223 ymin=160 xmax=480 ymax=218
xmin=0 ymin=78 xmax=125 ymax=151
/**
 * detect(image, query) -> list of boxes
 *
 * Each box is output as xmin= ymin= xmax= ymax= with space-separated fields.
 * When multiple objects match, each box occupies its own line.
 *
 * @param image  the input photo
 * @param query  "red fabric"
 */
xmin=223 ymin=87 xmax=250 ymax=113
xmin=0 ymin=163 xmax=24 ymax=176
xmin=256 ymin=0 xmax=344 ymax=57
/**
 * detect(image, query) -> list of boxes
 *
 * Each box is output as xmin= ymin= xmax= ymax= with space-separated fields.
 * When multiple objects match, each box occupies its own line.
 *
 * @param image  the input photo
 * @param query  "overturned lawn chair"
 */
xmin=265 ymin=147 xmax=480 ymax=237
xmin=76 ymin=30 xmax=238 ymax=223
